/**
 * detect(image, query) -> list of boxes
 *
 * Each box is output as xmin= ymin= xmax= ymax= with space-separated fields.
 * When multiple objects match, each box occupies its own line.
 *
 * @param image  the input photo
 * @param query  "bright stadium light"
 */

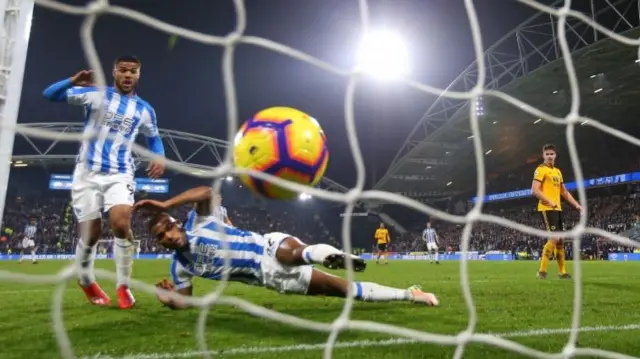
xmin=299 ymin=193 xmax=312 ymax=201
xmin=356 ymin=29 xmax=410 ymax=79
xmin=225 ymin=176 xmax=233 ymax=182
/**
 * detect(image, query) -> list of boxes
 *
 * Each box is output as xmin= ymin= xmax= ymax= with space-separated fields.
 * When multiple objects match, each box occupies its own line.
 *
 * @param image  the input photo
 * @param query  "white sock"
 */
xmin=114 ymin=237 xmax=134 ymax=287
xmin=352 ymin=282 xmax=411 ymax=302
xmin=19 ymin=251 xmax=23 ymax=262
xmin=76 ymin=241 xmax=97 ymax=287
xmin=434 ymin=251 xmax=439 ymax=262
xmin=31 ymin=249 xmax=36 ymax=262
xmin=301 ymin=244 xmax=343 ymax=264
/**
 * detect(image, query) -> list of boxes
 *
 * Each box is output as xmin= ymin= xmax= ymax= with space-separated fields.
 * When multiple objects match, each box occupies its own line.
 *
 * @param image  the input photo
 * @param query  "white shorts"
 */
xmin=427 ymin=242 xmax=438 ymax=251
xmin=71 ymin=164 xmax=135 ymax=222
xmin=261 ymin=232 xmax=313 ymax=295
xmin=22 ymin=238 xmax=35 ymax=249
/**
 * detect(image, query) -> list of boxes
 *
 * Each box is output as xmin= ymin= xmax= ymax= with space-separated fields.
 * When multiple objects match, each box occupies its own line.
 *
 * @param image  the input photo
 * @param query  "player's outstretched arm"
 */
xmin=155 ymin=278 xmax=193 ymax=310
xmin=42 ymin=70 xmax=95 ymax=103
xmin=134 ymin=186 xmax=213 ymax=214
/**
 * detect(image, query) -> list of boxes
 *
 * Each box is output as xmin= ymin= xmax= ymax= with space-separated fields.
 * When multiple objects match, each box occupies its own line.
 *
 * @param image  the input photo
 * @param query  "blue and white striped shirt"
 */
xmin=42 ymin=79 xmax=165 ymax=175
xmin=24 ymin=224 xmax=37 ymax=239
xmin=423 ymin=228 xmax=437 ymax=244
xmin=170 ymin=210 xmax=264 ymax=289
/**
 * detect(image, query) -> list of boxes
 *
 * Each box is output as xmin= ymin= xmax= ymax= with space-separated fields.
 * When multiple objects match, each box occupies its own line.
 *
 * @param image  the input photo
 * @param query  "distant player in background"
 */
xmin=212 ymin=192 xmax=233 ymax=226
xmin=374 ymin=222 xmax=390 ymax=264
xmin=531 ymin=144 xmax=582 ymax=279
xmin=423 ymin=222 xmax=439 ymax=264
xmin=19 ymin=217 xmax=38 ymax=264
xmin=42 ymin=56 xmax=166 ymax=309
xmin=134 ymin=186 xmax=439 ymax=309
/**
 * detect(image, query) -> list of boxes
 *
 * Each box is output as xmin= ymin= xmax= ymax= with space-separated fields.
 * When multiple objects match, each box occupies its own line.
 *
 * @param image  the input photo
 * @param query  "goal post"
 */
xmin=0 ymin=0 xmax=34 ymax=226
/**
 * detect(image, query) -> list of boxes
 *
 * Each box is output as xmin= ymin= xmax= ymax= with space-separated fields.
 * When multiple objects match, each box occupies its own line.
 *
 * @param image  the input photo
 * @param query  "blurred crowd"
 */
xmin=0 ymin=193 xmax=340 ymax=254
xmin=1 ymin=185 xmax=639 ymax=258
xmin=391 ymin=188 xmax=640 ymax=258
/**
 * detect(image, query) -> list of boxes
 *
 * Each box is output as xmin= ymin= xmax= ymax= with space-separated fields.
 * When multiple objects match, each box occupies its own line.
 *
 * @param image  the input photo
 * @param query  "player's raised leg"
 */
xmin=268 ymin=235 xmax=438 ymax=305
xmin=265 ymin=232 xmax=366 ymax=272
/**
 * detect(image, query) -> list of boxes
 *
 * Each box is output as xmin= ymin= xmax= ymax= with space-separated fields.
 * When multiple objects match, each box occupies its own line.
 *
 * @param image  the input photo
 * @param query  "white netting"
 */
xmin=95 ymin=239 xmax=141 ymax=257
xmin=2 ymin=0 xmax=640 ymax=358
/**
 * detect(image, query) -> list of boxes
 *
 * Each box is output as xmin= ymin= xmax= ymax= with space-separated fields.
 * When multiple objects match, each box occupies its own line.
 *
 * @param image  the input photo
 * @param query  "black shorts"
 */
xmin=377 ymin=243 xmax=387 ymax=251
xmin=540 ymin=210 xmax=564 ymax=232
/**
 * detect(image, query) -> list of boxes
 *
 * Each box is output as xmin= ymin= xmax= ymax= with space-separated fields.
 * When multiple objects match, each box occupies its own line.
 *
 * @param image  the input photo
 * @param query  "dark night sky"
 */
xmin=17 ymin=0 xmax=546 ymax=188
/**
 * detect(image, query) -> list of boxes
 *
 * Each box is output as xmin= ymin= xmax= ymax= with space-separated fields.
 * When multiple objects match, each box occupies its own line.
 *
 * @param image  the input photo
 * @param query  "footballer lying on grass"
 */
xmin=134 ymin=186 xmax=440 ymax=309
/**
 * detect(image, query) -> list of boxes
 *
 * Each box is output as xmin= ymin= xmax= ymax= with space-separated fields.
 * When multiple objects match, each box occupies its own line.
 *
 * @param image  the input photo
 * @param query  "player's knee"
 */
xmin=78 ymin=219 xmax=102 ymax=241
xmin=110 ymin=216 xmax=131 ymax=238
xmin=275 ymin=237 xmax=305 ymax=265
xmin=109 ymin=205 xmax=132 ymax=235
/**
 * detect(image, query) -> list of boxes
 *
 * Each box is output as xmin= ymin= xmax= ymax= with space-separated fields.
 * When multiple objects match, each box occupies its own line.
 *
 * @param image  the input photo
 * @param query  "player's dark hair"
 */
xmin=147 ymin=212 xmax=165 ymax=234
xmin=114 ymin=55 xmax=141 ymax=66
xmin=542 ymin=144 xmax=557 ymax=153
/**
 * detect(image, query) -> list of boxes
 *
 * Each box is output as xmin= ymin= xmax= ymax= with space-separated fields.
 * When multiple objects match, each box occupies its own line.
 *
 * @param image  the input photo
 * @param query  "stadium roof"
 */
xmin=373 ymin=0 xmax=640 ymax=202
xmin=10 ymin=123 xmax=350 ymax=194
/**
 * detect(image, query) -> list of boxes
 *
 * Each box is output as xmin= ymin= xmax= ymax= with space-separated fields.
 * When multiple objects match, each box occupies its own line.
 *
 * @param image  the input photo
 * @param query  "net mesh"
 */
xmin=2 ymin=0 xmax=640 ymax=358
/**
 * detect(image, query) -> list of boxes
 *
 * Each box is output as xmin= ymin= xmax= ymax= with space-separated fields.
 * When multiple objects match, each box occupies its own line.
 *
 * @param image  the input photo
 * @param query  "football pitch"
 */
xmin=1 ymin=260 xmax=640 ymax=359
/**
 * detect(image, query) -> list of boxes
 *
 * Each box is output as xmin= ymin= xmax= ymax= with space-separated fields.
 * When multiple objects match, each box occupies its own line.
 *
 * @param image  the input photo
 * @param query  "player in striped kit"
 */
xmin=19 ymin=217 xmax=38 ymax=264
xmin=423 ymin=222 xmax=439 ymax=264
xmin=134 ymin=186 xmax=439 ymax=309
xmin=42 ymin=56 xmax=166 ymax=309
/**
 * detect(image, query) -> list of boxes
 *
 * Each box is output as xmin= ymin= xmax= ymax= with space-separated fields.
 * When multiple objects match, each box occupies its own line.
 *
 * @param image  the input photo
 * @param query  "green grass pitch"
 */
xmin=1 ymin=260 xmax=640 ymax=359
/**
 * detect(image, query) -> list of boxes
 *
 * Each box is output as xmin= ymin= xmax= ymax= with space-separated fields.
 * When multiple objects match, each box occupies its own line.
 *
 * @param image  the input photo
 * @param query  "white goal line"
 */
xmin=84 ymin=323 xmax=640 ymax=359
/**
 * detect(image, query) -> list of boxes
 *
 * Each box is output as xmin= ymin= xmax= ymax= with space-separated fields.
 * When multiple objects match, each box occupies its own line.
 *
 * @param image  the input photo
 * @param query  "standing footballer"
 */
xmin=374 ymin=222 xmax=390 ymax=265
xmin=531 ymin=144 xmax=583 ymax=279
xmin=42 ymin=56 xmax=166 ymax=308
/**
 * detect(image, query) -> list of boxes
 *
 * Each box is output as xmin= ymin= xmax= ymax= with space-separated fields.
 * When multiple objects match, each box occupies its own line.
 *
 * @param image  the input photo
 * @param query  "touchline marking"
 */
xmin=84 ymin=323 xmax=640 ymax=359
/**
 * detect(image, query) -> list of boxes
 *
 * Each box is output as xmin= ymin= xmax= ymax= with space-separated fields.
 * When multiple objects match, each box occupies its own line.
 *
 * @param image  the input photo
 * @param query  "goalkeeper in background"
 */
xmin=531 ymin=144 xmax=583 ymax=279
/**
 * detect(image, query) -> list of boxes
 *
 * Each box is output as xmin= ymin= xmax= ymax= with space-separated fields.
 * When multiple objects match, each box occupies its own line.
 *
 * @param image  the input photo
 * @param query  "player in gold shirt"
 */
xmin=374 ymin=222 xmax=390 ymax=264
xmin=531 ymin=144 xmax=583 ymax=279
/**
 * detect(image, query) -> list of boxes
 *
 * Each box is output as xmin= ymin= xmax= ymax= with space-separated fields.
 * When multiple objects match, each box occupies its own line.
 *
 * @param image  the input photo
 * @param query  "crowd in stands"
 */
xmin=391 ymin=187 xmax=640 ymax=259
xmin=1 ymin=184 xmax=639 ymax=259
xmin=0 ymin=192 xmax=341 ymax=255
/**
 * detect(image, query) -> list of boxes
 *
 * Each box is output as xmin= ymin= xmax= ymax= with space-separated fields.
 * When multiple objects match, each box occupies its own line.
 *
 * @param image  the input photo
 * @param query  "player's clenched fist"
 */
xmin=70 ymin=70 xmax=94 ymax=87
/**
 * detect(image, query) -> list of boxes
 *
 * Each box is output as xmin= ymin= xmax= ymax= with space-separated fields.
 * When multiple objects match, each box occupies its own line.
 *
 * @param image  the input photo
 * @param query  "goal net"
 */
xmin=1 ymin=0 xmax=640 ymax=359
xmin=96 ymin=239 xmax=142 ymax=260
